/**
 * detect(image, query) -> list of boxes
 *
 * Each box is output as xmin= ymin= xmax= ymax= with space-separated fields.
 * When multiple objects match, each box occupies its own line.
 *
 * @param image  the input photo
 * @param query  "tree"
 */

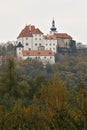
xmin=0 ymin=57 xmax=17 ymax=93
xmin=0 ymin=57 xmax=19 ymax=109
xmin=35 ymin=79 xmax=78 ymax=129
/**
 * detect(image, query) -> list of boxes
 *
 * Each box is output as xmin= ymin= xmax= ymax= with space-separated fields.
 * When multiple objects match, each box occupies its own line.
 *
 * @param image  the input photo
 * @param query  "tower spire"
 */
xmin=50 ymin=18 xmax=57 ymax=34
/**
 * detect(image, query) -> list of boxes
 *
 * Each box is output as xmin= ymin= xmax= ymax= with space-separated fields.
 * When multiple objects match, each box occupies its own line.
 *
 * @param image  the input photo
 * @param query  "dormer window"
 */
xmin=49 ymin=52 xmax=51 ymax=54
xmin=27 ymin=52 xmax=29 ymax=55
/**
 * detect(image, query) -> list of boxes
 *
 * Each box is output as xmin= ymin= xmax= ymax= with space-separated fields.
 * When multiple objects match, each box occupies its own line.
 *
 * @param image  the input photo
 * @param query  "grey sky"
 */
xmin=0 ymin=0 xmax=87 ymax=44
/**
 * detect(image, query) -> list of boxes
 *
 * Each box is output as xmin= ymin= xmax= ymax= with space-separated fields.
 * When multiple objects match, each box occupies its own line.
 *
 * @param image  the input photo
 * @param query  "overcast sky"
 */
xmin=0 ymin=0 xmax=87 ymax=44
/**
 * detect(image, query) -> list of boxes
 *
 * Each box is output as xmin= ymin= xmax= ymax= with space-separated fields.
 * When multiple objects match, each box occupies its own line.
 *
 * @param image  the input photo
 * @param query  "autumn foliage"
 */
xmin=0 ymin=56 xmax=87 ymax=129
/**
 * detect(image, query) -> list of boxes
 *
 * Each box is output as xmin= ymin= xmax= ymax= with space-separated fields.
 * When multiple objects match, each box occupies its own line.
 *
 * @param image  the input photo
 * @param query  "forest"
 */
xmin=0 ymin=54 xmax=87 ymax=130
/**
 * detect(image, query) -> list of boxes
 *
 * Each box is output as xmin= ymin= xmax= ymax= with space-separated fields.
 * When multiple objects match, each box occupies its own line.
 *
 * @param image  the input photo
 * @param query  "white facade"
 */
xmin=17 ymin=34 xmax=44 ymax=51
xmin=16 ymin=47 xmax=23 ymax=59
xmin=21 ymin=55 xmax=55 ymax=64
xmin=44 ymin=38 xmax=57 ymax=53
xmin=32 ymin=34 xmax=44 ymax=50
xmin=17 ymin=37 xmax=33 ymax=50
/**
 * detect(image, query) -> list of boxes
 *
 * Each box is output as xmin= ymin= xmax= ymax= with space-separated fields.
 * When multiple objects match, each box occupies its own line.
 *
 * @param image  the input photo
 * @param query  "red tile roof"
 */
xmin=22 ymin=50 xmax=54 ymax=56
xmin=54 ymin=33 xmax=72 ymax=39
xmin=44 ymin=35 xmax=57 ymax=39
xmin=44 ymin=33 xmax=72 ymax=39
xmin=17 ymin=25 xmax=43 ymax=38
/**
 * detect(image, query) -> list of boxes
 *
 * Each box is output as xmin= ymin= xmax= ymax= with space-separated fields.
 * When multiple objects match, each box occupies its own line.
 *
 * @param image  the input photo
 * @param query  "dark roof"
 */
xmin=16 ymin=42 xmax=24 ymax=48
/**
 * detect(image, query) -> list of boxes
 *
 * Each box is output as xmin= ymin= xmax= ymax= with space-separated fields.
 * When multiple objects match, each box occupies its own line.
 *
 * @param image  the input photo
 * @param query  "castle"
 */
xmin=16 ymin=19 xmax=75 ymax=64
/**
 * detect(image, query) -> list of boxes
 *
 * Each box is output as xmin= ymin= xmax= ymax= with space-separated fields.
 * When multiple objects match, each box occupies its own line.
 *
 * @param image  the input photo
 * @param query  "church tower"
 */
xmin=50 ymin=18 xmax=57 ymax=34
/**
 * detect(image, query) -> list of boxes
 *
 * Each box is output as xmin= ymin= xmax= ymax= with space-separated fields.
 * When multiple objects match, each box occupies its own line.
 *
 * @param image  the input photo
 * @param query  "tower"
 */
xmin=50 ymin=18 xmax=57 ymax=34
xmin=16 ymin=42 xmax=24 ymax=59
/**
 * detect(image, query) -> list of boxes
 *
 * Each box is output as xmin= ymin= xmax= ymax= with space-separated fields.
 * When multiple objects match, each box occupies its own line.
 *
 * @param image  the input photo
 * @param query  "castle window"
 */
xmin=53 ymin=43 xmax=55 ymax=46
xmin=46 ymin=43 xmax=48 ymax=46
xmin=44 ymin=57 xmax=46 ymax=59
xmin=26 ymin=43 xmax=28 ymax=46
xmin=35 ymin=43 xmax=37 ymax=46
xmin=26 ymin=37 xmax=28 ymax=40
xmin=39 ymin=43 xmax=41 ymax=46
xmin=29 ymin=48 xmax=31 ymax=50
xmin=38 ymin=57 xmax=40 ymax=59
xmin=38 ymin=52 xmax=41 ymax=54
xmin=50 ymin=43 xmax=51 ymax=46
xmin=27 ymin=52 xmax=29 ymax=55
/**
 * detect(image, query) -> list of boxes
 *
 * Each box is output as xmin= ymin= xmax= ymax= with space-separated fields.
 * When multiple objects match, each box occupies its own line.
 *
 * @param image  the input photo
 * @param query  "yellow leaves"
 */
xmin=36 ymin=79 xmax=69 ymax=122
xmin=69 ymin=109 xmax=83 ymax=122
xmin=42 ymin=79 xmax=68 ymax=109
